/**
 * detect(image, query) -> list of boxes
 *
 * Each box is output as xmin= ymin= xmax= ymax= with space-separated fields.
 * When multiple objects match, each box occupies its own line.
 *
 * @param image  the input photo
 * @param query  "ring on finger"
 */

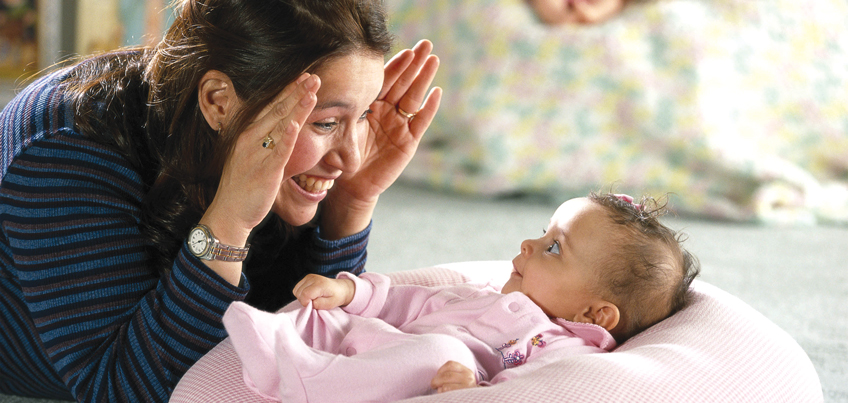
xmin=262 ymin=135 xmax=276 ymax=149
xmin=396 ymin=105 xmax=417 ymax=121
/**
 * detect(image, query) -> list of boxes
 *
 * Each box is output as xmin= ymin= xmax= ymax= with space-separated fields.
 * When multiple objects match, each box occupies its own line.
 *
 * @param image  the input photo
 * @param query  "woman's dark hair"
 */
xmin=62 ymin=0 xmax=393 ymax=272
xmin=588 ymin=192 xmax=700 ymax=343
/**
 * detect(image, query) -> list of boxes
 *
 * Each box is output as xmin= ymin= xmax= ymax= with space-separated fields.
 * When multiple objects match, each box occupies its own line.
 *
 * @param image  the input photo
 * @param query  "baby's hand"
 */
xmin=292 ymin=274 xmax=355 ymax=310
xmin=430 ymin=361 xmax=477 ymax=393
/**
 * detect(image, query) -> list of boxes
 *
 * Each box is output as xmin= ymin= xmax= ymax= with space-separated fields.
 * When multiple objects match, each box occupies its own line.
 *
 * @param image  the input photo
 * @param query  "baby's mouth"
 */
xmin=511 ymin=263 xmax=523 ymax=278
xmin=294 ymin=174 xmax=334 ymax=193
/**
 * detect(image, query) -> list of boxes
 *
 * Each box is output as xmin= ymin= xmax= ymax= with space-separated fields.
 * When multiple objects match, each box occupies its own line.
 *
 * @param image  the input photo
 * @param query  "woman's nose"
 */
xmin=326 ymin=126 xmax=363 ymax=172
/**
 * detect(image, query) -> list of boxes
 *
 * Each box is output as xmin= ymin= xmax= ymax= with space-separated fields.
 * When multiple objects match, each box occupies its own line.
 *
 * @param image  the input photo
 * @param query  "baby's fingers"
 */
xmin=292 ymin=275 xmax=348 ymax=309
xmin=292 ymin=274 xmax=324 ymax=306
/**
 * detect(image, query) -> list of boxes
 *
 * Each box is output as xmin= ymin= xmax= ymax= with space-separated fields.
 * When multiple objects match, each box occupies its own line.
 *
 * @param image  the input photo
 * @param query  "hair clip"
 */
xmin=614 ymin=193 xmax=642 ymax=211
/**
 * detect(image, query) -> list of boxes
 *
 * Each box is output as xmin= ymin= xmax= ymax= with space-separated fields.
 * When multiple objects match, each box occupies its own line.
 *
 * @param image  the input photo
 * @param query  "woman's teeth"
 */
xmin=295 ymin=175 xmax=334 ymax=193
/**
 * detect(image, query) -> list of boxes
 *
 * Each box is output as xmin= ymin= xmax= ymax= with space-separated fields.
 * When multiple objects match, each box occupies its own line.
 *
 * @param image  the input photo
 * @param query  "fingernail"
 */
xmin=296 ymin=73 xmax=310 ymax=84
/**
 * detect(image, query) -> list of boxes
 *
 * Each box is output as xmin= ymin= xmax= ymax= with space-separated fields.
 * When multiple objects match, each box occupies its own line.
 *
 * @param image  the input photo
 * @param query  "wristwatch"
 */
xmin=187 ymin=224 xmax=250 ymax=262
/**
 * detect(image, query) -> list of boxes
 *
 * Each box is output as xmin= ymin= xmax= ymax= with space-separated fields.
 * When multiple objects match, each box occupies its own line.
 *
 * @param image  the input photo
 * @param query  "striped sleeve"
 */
xmin=0 ymin=133 xmax=247 ymax=402
xmin=307 ymin=221 xmax=370 ymax=277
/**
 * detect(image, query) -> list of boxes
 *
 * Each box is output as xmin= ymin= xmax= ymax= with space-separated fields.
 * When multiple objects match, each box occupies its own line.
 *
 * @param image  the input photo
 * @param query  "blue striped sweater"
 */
xmin=0 ymin=69 xmax=368 ymax=401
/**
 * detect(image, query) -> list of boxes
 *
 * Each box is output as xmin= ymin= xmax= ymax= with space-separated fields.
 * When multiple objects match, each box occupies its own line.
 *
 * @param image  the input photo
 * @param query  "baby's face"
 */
xmin=502 ymin=198 xmax=615 ymax=321
xmin=526 ymin=0 xmax=627 ymax=25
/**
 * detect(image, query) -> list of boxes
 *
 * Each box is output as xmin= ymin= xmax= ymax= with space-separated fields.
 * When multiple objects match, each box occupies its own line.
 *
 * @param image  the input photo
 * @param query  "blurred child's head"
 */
xmin=525 ymin=0 xmax=644 ymax=25
xmin=503 ymin=192 xmax=700 ymax=343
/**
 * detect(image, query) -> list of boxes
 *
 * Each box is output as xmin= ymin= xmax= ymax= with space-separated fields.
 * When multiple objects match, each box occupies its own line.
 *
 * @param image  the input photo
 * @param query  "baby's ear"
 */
xmin=573 ymin=301 xmax=620 ymax=332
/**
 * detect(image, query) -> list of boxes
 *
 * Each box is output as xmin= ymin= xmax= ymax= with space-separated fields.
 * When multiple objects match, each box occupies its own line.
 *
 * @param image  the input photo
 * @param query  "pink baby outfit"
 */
xmin=223 ymin=272 xmax=616 ymax=402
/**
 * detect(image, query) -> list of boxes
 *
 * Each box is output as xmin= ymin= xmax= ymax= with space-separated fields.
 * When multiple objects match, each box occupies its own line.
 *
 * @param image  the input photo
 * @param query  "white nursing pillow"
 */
xmin=171 ymin=261 xmax=821 ymax=402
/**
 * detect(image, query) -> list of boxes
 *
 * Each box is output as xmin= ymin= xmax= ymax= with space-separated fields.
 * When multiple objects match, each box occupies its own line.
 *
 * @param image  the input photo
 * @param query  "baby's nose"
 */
xmin=520 ymin=239 xmax=534 ymax=255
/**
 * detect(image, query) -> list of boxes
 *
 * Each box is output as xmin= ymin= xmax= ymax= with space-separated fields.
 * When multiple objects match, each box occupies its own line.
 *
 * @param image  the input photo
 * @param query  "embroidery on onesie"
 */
xmin=496 ymin=338 xmax=525 ymax=368
xmin=531 ymin=334 xmax=547 ymax=348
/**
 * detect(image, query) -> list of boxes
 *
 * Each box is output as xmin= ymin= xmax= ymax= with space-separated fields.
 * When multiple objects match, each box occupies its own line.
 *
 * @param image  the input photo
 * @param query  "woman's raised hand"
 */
xmin=323 ymin=41 xmax=441 ymax=228
xmin=357 ymin=40 xmax=441 ymax=201
xmin=203 ymin=74 xmax=320 ymax=249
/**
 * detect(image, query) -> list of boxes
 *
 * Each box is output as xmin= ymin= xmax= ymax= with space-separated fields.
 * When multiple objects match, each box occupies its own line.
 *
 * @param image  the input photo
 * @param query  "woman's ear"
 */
xmin=198 ymin=70 xmax=239 ymax=131
xmin=573 ymin=301 xmax=620 ymax=332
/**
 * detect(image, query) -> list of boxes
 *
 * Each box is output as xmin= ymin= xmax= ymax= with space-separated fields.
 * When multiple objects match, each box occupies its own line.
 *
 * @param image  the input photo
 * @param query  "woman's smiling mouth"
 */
xmin=294 ymin=174 xmax=335 ymax=193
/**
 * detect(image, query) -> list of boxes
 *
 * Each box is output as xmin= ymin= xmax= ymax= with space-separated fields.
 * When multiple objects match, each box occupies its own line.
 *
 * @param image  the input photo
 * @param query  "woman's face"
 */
xmin=272 ymin=52 xmax=385 ymax=226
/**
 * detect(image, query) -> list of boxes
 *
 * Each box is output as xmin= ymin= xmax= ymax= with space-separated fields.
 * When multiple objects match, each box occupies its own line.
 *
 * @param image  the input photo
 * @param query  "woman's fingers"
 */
xmin=271 ymin=80 xmax=317 ymax=163
xmin=398 ymin=54 xmax=439 ymax=116
xmin=253 ymin=73 xmax=309 ymax=122
xmin=247 ymin=74 xmax=319 ymax=154
xmin=408 ymin=86 xmax=442 ymax=138
xmin=382 ymin=40 xmax=435 ymax=106
xmin=215 ymin=74 xmax=319 ymax=231
xmin=381 ymin=49 xmax=414 ymax=98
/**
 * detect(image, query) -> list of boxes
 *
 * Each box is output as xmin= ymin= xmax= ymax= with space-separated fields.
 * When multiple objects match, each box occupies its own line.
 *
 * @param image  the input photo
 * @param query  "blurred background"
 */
xmin=0 ymin=0 xmax=171 ymax=78
xmin=2 ymin=0 xmax=848 ymax=227
xmin=386 ymin=0 xmax=848 ymax=226
xmin=1 ymin=0 xmax=846 ymax=402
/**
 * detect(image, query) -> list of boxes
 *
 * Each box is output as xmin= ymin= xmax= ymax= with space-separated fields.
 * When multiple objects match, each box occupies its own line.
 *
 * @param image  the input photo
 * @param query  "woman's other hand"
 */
xmin=198 ymin=74 xmax=319 ymax=285
xmin=204 ymin=74 xmax=319 ymax=241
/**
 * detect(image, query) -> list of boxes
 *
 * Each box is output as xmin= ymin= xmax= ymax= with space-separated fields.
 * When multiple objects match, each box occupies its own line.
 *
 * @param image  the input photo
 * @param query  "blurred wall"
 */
xmin=30 ymin=0 xmax=171 ymax=75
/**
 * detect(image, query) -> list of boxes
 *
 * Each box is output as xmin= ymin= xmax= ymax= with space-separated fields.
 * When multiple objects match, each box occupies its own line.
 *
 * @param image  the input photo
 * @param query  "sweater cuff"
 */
xmin=174 ymin=244 xmax=250 ymax=300
xmin=309 ymin=221 xmax=371 ymax=275
xmin=312 ymin=220 xmax=371 ymax=248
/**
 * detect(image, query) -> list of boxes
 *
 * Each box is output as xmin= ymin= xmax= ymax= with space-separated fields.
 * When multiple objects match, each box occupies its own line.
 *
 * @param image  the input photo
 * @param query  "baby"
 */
xmin=223 ymin=192 xmax=700 ymax=402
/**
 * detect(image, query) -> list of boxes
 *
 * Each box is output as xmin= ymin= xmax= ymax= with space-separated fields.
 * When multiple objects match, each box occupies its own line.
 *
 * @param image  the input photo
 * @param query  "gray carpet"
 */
xmin=2 ymin=82 xmax=845 ymax=401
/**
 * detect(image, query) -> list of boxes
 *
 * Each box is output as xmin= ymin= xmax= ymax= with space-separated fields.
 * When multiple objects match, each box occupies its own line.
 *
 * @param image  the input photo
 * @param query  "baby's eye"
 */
xmin=546 ymin=241 xmax=560 ymax=255
xmin=359 ymin=109 xmax=372 ymax=120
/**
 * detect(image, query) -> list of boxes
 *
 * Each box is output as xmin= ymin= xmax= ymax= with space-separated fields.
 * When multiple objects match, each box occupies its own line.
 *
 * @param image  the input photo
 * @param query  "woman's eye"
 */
xmin=313 ymin=121 xmax=337 ymax=131
xmin=546 ymin=241 xmax=560 ymax=255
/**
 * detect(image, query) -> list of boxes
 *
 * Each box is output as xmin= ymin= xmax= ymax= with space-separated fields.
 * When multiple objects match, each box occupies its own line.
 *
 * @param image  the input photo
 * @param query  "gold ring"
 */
xmin=396 ymin=105 xmax=417 ymax=120
xmin=262 ymin=135 xmax=276 ymax=149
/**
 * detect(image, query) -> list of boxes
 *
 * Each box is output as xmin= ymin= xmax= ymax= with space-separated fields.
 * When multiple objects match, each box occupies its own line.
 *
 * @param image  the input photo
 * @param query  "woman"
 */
xmin=0 ymin=0 xmax=440 ymax=401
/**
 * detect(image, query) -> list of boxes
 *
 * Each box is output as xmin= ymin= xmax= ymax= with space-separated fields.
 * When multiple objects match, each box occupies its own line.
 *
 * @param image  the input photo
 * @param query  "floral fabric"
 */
xmin=387 ymin=0 xmax=848 ymax=224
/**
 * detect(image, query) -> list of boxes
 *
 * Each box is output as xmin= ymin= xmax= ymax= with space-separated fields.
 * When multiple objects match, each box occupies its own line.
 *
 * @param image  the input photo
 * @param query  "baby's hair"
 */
xmin=588 ymin=192 xmax=700 ymax=343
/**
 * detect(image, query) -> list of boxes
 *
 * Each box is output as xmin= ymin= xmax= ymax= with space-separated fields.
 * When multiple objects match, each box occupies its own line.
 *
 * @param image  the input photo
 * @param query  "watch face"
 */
xmin=188 ymin=228 xmax=209 ymax=256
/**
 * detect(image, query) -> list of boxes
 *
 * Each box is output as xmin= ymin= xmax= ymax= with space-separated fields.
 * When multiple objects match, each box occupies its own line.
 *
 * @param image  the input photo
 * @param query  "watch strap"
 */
xmin=190 ymin=224 xmax=250 ymax=262
xmin=209 ymin=242 xmax=250 ymax=262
